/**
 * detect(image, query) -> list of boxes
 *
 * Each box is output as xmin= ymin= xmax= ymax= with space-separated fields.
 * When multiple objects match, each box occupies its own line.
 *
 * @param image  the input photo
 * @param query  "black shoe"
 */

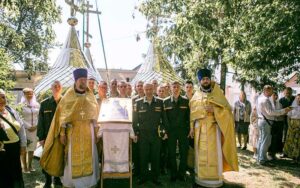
xmin=138 ymin=179 xmax=147 ymax=185
xmin=177 ymin=175 xmax=187 ymax=182
xmin=279 ymin=153 xmax=287 ymax=158
xmin=152 ymin=180 xmax=162 ymax=186
xmin=259 ymin=161 xmax=275 ymax=167
xmin=43 ymin=183 xmax=51 ymax=188
xmin=170 ymin=176 xmax=176 ymax=182
xmin=242 ymin=146 xmax=247 ymax=150
xmin=53 ymin=177 xmax=62 ymax=186
xmin=161 ymin=168 xmax=167 ymax=175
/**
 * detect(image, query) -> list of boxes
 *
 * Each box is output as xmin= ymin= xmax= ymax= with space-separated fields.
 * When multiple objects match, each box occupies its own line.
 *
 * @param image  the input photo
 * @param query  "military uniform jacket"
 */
xmin=37 ymin=96 xmax=60 ymax=141
xmin=164 ymin=95 xmax=190 ymax=133
xmin=133 ymin=96 xmax=169 ymax=138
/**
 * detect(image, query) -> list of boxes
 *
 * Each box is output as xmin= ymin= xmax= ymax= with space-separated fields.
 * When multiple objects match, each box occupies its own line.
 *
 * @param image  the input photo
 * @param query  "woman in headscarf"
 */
xmin=0 ymin=89 xmax=26 ymax=188
xmin=283 ymin=93 xmax=300 ymax=164
xmin=19 ymin=88 xmax=40 ymax=173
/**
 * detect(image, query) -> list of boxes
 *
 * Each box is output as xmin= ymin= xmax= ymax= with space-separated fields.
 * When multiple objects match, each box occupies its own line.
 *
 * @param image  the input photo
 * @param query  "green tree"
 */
xmin=0 ymin=48 xmax=14 ymax=90
xmin=0 ymin=0 xmax=61 ymax=77
xmin=140 ymin=0 xmax=300 ymax=91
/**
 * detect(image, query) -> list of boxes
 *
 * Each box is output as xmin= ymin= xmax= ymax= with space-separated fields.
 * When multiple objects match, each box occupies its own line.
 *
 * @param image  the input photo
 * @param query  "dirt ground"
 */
xmin=23 ymin=148 xmax=300 ymax=188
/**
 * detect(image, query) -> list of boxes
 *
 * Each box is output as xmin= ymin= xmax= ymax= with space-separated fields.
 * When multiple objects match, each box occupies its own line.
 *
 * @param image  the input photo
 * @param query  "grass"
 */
xmin=24 ymin=147 xmax=300 ymax=188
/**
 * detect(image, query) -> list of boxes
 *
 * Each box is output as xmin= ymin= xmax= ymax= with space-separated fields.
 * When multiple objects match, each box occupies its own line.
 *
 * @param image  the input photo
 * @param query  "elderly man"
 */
xmin=40 ymin=68 xmax=99 ymax=188
xmin=189 ymin=68 xmax=238 ymax=188
xmin=256 ymin=85 xmax=291 ymax=166
xmin=118 ymin=80 xmax=129 ymax=98
xmin=133 ymin=82 xmax=168 ymax=186
xmin=37 ymin=81 xmax=63 ymax=188
xmin=97 ymin=81 xmax=108 ymax=105
xmin=109 ymin=78 xmax=119 ymax=97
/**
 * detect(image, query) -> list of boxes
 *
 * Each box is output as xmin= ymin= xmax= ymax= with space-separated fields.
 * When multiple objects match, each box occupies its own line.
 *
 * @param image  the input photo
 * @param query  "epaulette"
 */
xmin=156 ymin=96 xmax=164 ymax=100
xmin=135 ymin=98 xmax=144 ymax=102
xmin=41 ymin=97 xmax=50 ymax=103
xmin=164 ymin=96 xmax=171 ymax=101
xmin=154 ymin=96 xmax=163 ymax=102
xmin=132 ymin=95 xmax=139 ymax=100
xmin=181 ymin=95 xmax=188 ymax=100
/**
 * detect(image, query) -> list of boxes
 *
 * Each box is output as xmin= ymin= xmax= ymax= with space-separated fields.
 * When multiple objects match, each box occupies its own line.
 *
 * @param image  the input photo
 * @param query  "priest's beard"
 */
xmin=201 ymin=84 xmax=211 ymax=90
xmin=79 ymin=84 xmax=87 ymax=90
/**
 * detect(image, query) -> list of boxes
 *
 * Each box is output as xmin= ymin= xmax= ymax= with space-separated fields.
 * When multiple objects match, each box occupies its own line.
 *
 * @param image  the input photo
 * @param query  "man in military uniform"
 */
xmin=131 ymin=80 xmax=144 ymax=177
xmin=37 ymin=80 xmax=63 ymax=188
xmin=133 ymin=82 xmax=168 ymax=186
xmin=164 ymin=81 xmax=190 ymax=182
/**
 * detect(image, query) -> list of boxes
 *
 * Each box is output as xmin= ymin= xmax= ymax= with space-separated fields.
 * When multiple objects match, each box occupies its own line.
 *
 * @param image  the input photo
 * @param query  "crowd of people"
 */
xmin=233 ymin=86 xmax=300 ymax=167
xmin=0 ymin=68 xmax=299 ymax=188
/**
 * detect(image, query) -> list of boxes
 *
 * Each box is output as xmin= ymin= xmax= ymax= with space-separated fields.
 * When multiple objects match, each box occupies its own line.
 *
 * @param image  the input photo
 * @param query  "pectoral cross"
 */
xmin=80 ymin=110 xmax=86 ymax=119
xmin=111 ymin=145 xmax=120 ymax=154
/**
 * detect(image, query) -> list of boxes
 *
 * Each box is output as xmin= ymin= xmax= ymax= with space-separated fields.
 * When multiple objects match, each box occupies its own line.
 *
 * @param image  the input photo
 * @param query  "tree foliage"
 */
xmin=0 ymin=48 xmax=14 ymax=90
xmin=0 ymin=0 xmax=61 ymax=76
xmin=139 ymin=0 xmax=300 ymax=90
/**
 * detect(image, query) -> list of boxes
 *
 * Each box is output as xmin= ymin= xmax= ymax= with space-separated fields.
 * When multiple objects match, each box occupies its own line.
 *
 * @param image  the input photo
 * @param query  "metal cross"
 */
xmin=83 ymin=1 xmax=101 ymax=44
xmin=111 ymin=145 xmax=120 ymax=154
xmin=79 ymin=110 xmax=86 ymax=119
xmin=65 ymin=0 xmax=81 ymax=16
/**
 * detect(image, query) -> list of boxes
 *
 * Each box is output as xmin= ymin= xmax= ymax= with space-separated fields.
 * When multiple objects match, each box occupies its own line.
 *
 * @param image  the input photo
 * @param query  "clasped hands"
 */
xmin=204 ymin=105 xmax=214 ymax=113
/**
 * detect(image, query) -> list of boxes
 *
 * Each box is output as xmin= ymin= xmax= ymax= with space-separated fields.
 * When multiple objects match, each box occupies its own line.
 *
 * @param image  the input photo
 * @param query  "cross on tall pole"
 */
xmin=83 ymin=1 xmax=101 ymax=45
xmin=65 ymin=0 xmax=82 ymax=16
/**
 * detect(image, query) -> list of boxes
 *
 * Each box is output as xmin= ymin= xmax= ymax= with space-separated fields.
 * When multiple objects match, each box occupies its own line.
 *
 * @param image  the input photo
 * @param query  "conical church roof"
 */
xmin=131 ymin=39 xmax=183 ymax=84
xmin=84 ymin=42 xmax=96 ymax=71
xmin=34 ymin=17 xmax=101 ymax=94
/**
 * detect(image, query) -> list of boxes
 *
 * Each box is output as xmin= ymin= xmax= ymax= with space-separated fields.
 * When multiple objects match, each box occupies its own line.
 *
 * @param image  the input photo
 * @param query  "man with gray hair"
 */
xmin=133 ymin=82 xmax=168 ymax=186
xmin=109 ymin=78 xmax=119 ymax=98
xmin=256 ymin=85 xmax=292 ymax=166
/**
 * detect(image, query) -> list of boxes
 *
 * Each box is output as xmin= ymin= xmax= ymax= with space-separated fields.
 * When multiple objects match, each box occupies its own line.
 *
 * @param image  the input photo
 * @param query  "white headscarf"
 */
xmin=287 ymin=95 xmax=300 ymax=119
xmin=20 ymin=93 xmax=39 ymax=107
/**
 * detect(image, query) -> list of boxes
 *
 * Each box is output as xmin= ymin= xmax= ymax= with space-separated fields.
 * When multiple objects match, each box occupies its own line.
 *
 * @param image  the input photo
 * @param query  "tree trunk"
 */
xmin=220 ymin=62 xmax=227 ymax=94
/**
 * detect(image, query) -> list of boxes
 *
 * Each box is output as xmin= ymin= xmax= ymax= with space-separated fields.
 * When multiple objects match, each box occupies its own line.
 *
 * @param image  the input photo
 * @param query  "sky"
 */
xmin=49 ymin=0 xmax=150 ymax=70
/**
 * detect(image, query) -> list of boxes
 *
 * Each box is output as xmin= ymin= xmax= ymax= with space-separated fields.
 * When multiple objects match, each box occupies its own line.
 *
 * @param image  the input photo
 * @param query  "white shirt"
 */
xmin=257 ymin=94 xmax=285 ymax=120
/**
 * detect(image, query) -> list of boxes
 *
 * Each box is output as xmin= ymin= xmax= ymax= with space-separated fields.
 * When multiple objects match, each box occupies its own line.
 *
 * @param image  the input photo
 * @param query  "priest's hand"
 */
xmin=27 ymin=126 xmax=37 ymax=132
xmin=204 ymin=105 xmax=214 ymax=113
xmin=60 ymin=135 xmax=66 ymax=145
xmin=188 ymin=129 xmax=194 ymax=138
xmin=133 ymin=136 xmax=138 ymax=143
xmin=162 ymin=134 xmax=168 ymax=140
xmin=39 ymin=140 xmax=45 ymax=147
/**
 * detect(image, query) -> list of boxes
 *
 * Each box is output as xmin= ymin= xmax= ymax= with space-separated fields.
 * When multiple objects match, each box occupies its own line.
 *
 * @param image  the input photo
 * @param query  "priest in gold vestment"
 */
xmin=40 ymin=68 xmax=100 ymax=188
xmin=189 ymin=69 xmax=238 ymax=188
